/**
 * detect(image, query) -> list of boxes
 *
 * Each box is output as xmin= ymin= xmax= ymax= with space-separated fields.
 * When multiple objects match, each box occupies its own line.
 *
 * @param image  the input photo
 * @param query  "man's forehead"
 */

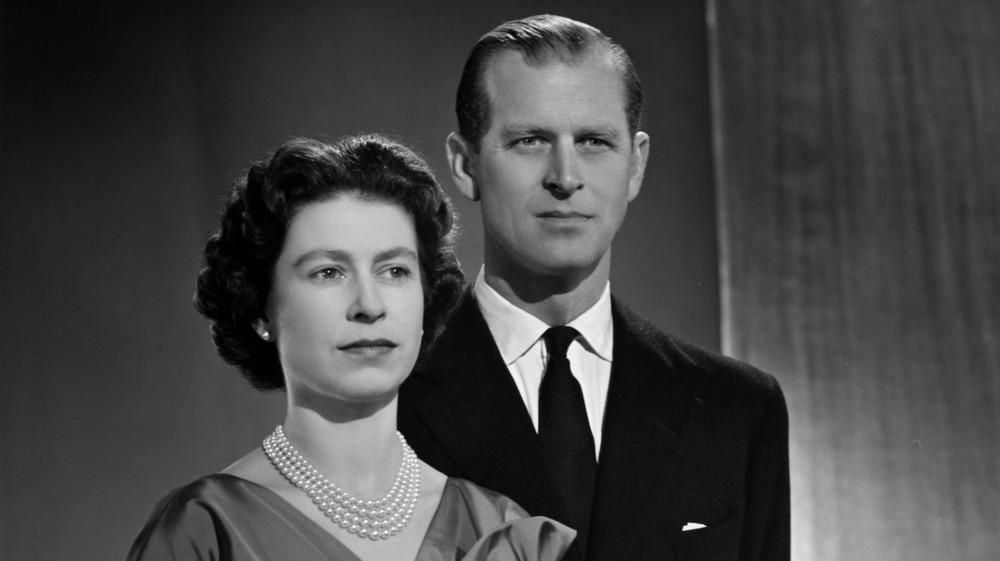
xmin=485 ymin=47 xmax=619 ymax=80
xmin=481 ymin=48 xmax=628 ymax=122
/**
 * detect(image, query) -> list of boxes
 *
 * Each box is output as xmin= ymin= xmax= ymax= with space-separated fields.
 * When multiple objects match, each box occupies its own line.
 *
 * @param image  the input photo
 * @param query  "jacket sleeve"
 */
xmin=740 ymin=381 xmax=791 ymax=561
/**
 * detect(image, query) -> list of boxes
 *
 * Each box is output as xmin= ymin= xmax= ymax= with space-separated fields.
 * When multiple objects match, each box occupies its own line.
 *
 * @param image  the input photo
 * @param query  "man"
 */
xmin=399 ymin=14 xmax=790 ymax=561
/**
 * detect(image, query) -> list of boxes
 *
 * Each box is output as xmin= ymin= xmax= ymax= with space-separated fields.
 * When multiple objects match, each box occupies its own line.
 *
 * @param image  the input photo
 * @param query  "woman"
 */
xmin=128 ymin=135 xmax=574 ymax=561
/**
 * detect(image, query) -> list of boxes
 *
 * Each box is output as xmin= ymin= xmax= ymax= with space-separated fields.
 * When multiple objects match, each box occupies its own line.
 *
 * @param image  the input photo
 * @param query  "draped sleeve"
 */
xmin=460 ymin=516 xmax=576 ymax=561
xmin=418 ymin=478 xmax=575 ymax=561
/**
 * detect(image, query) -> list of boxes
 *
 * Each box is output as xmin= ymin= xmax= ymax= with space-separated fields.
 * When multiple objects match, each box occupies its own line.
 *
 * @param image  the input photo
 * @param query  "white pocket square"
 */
xmin=682 ymin=522 xmax=707 ymax=532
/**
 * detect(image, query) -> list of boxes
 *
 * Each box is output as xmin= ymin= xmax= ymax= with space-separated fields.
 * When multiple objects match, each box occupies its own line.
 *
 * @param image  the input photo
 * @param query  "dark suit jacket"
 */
xmin=398 ymin=292 xmax=790 ymax=561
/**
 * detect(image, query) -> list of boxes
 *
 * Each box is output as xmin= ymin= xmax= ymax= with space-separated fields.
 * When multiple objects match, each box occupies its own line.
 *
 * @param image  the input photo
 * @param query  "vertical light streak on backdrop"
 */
xmin=709 ymin=1 xmax=1000 ymax=559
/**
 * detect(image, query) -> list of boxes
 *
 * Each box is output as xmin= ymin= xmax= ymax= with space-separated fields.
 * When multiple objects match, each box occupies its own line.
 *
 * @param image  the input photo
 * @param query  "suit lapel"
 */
xmin=586 ymin=299 xmax=705 ymax=561
xmin=412 ymin=293 xmax=570 ymax=522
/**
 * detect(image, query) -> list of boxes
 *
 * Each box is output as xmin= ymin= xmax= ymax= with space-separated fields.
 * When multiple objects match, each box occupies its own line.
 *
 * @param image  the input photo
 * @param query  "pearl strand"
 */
xmin=262 ymin=425 xmax=420 ymax=540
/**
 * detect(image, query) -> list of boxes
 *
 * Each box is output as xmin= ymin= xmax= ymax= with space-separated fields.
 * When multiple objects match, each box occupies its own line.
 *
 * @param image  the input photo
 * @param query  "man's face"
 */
xmin=464 ymin=48 xmax=648 ymax=280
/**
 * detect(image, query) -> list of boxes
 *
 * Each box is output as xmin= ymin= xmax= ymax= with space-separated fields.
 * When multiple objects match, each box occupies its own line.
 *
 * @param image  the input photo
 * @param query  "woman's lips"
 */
xmin=339 ymin=339 xmax=398 ymax=356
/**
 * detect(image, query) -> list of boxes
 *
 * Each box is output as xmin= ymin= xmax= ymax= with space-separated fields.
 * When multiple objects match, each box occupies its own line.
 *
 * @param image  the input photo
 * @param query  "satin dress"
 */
xmin=128 ymin=474 xmax=574 ymax=561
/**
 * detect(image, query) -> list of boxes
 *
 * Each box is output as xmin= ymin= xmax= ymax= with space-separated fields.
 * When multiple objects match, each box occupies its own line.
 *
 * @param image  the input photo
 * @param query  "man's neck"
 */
xmin=482 ymin=258 xmax=611 ymax=326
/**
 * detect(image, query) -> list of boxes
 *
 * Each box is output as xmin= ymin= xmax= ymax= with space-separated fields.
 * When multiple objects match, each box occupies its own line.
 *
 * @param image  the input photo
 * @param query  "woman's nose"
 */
xmin=347 ymin=276 xmax=386 ymax=323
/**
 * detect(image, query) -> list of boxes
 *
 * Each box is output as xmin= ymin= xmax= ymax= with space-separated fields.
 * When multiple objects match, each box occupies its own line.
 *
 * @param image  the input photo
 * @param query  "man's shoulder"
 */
xmin=612 ymin=296 xmax=784 ymax=400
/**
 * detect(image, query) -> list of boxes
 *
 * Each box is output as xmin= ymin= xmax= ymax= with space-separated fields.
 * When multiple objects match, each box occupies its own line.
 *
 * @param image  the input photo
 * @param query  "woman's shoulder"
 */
xmin=156 ymin=473 xmax=255 ymax=506
xmin=136 ymin=474 xmax=264 ymax=530
xmin=220 ymin=446 xmax=277 ymax=484
xmin=127 ymin=474 xmax=252 ymax=561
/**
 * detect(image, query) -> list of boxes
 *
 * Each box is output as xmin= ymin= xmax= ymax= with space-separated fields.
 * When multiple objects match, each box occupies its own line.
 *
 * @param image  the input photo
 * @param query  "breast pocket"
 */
xmin=673 ymin=515 xmax=742 ymax=561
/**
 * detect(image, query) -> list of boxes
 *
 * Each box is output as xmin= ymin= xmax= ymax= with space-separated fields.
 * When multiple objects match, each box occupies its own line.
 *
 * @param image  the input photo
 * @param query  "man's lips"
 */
xmin=338 ymin=339 xmax=398 ymax=356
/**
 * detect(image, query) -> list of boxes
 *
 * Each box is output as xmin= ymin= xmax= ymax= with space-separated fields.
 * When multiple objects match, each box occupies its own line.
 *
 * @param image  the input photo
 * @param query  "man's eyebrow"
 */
xmin=499 ymin=125 xmax=624 ymax=138
xmin=499 ymin=125 xmax=550 ymax=138
xmin=577 ymin=126 xmax=622 ymax=138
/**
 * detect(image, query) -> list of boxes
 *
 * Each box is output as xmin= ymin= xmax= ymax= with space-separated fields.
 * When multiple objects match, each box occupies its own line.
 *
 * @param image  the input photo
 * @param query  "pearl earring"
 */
xmin=261 ymin=331 xmax=271 ymax=341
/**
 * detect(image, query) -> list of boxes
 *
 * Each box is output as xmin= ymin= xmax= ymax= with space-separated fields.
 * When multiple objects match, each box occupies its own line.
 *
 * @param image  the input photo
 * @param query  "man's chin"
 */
xmin=526 ymin=254 xmax=605 ymax=282
xmin=487 ymin=240 xmax=609 ymax=284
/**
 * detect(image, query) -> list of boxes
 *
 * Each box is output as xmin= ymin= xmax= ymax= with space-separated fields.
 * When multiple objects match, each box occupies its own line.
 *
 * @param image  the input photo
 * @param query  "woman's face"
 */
xmin=263 ymin=194 xmax=424 ymax=407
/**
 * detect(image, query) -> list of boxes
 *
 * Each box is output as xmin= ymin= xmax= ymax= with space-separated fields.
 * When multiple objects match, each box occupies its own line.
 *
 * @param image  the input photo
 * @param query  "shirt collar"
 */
xmin=473 ymin=267 xmax=614 ymax=365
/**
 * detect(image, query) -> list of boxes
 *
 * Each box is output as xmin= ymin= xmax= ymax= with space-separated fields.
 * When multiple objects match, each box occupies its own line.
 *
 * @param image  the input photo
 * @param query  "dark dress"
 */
xmin=128 ymin=474 xmax=574 ymax=561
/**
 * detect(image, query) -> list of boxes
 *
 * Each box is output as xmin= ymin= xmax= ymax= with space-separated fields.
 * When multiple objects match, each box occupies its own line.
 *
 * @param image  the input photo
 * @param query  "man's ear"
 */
xmin=446 ymin=132 xmax=480 ymax=202
xmin=627 ymin=132 xmax=650 ymax=202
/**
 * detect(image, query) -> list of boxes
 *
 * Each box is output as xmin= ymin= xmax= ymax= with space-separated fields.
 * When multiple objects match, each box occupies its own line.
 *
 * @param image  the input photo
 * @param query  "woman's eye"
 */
xmin=312 ymin=267 xmax=344 ymax=280
xmin=383 ymin=266 xmax=412 ymax=279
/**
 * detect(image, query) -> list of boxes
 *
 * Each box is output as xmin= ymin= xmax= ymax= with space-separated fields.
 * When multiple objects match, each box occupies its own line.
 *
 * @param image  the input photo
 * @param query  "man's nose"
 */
xmin=347 ymin=276 xmax=386 ymax=324
xmin=544 ymin=143 xmax=584 ymax=196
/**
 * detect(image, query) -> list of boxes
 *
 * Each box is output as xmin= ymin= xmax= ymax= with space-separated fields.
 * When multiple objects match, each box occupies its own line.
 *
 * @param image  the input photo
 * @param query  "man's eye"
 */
xmin=581 ymin=137 xmax=611 ymax=148
xmin=513 ymin=137 xmax=543 ymax=147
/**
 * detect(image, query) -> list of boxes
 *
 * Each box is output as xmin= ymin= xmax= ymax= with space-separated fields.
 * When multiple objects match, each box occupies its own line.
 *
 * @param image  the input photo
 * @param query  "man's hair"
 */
xmin=194 ymin=135 xmax=464 ymax=391
xmin=455 ymin=14 xmax=643 ymax=149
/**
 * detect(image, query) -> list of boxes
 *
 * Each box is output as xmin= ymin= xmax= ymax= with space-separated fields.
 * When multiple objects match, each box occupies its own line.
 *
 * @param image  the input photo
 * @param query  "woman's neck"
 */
xmin=280 ymin=396 xmax=402 ymax=499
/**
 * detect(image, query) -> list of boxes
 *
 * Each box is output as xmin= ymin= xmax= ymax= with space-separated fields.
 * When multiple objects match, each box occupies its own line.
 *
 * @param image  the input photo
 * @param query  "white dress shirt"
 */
xmin=473 ymin=268 xmax=613 ymax=459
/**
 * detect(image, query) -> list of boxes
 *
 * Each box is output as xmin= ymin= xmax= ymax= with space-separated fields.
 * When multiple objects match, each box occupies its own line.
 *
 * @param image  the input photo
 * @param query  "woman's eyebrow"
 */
xmin=373 ymin=247 xmax=419 ymax=263
xmin=291 ymin=249 xmax=351 ymax=268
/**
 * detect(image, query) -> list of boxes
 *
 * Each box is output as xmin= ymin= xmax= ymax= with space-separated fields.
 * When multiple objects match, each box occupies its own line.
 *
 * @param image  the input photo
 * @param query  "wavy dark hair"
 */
xmin=456 ymin=14 xmax=643 ymax=150
xmin=195 ymin=135 xmax=464 ymax=391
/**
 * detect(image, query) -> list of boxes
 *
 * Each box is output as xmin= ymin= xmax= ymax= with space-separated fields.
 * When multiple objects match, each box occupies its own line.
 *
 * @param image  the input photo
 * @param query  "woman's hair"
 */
xmin=195 ymin=135 xmax=464 ymax=391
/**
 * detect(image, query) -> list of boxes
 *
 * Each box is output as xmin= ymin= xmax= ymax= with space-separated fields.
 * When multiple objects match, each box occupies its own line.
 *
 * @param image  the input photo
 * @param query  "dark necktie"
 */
xmin=538 ymin=326 xmax=597 ymax=557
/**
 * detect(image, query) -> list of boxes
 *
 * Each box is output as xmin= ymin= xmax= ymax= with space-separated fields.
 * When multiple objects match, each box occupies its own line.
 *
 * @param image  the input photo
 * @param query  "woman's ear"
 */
xmin=253 ymin=318 xmax=273 ymax=342
xmin=446 ymin=132 xmax=480 ymax=202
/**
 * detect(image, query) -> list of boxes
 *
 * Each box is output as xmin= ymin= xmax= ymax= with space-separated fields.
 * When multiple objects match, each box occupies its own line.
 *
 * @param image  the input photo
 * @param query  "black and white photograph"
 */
xmin=1 ymin=1 xmax=997 ymax=560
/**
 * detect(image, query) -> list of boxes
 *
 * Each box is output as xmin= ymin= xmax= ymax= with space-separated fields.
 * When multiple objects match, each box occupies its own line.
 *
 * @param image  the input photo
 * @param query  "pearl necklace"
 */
xmin=262 ymin=425 xmax=420 ymax=541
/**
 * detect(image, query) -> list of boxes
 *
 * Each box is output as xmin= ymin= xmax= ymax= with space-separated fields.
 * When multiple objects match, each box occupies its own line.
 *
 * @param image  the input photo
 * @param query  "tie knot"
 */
xmin=543 ymin=326 xmax=579 ymax=360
